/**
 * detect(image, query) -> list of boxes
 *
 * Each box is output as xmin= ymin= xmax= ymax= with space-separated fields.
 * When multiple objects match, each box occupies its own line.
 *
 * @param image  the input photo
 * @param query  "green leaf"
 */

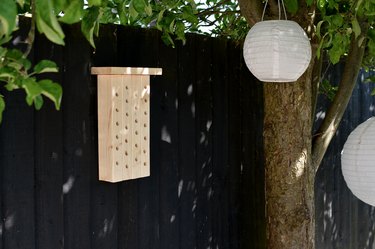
xmin=352 ymin=17 xmax=361 ymax=39
xmin=161 ymin=31 xmax=175 ymax=47
xmin=33 ymin=60 xmax=58 ymax=74
xmin=0 ymin=0 xmax=17 ymax=37
xmin=17 ymin=0 xmax=25 ymax=8
xmin=6 ymin=48 xmax=23 ymax=61
xmin=0 ymin=66 xmax=18 ymax=79
xmin=22 ymin=78 xmax=43 ymax=106
xmin=88 ymin=0 xmax=101 ymax=6
xmin=81 ymin=7 xmax=101 ymax=48
xmin=132 ymin=0 xmax=146 ymax=13
xmin=34 ymin=95 xmax=44 ymax=110
xmin=0 ymin=95 xmax=4 ymax=123
xmin=284 ymin=0 xmax=298 ymax=14
xmin=371 ymin=88 xmax=375 ymax=96
xmin=59 ymin=0 xmax=84 ymax=24
xmin=39 ymin=79 xmax=62 ymax=110
xmin=332 ymin=14 xmax=343 ymax=27
xmin=35 ymin=0 xmax=65 ymax=45
xmin=306 ymin=0 xmax=313 ymax=7
xmin=53 ymin=0 xmax=69 ymax=13
xmin=129 ymin=2 xmax=139 ymax=20
xmin=145 ymin=4 xmax=152 ymax=16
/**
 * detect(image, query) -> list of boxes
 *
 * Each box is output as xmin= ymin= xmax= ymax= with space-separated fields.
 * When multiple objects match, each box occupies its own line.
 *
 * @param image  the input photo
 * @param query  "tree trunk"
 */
xmin=263 ymin=63 xmax=315 ymax=249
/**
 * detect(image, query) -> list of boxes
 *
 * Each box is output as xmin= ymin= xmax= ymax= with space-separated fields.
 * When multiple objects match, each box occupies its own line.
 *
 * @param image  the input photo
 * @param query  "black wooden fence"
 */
xmin=0 ymin=22 xmax=265 ymax=249
xmin=1 ymin=20 xmax=375 ymax=249
xmin=315 ymin=65 xmax=375 ymax=249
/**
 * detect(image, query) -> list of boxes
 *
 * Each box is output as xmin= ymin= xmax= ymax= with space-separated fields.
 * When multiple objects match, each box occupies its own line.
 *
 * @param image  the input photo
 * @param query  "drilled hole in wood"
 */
xmin=144 ymin=123 xmax=147 ymax=128
xmin=135 ymin=131 xmax=138 ymax=135
xmin=125 ymin=86 xmax=128 ymax=90
xmin=144 ymin=111 xmax=147 ymax=115
xmin=135 ymin=119 xmax=138 ymax=123
xmin=116 ymin=135 xmax=119 ymax=139
xmin=125 ymin=151 xmax=128 ymax=156
xmin=144 ymin=162 xmax=147 ymax=166
xmin=135 ymin=144 xmax=138 ymax=148
xmin=126 ymin=112 xmax=129 ymax=117
xmin=125 ymin=164 xmax=128 ymax=169
xmin=125 ymin=125 xmax=128 ymax=130
xmin=144 ymin=99 xmax=147 ymax=103
xmin=115 ymin=108 xmax=119 ymax=112
xmin=116 ymin=122 xmax=119 ymax=126
xmin=144 ymin=136 xmax=147 ymax=141
xmin=116 ymin=147 xmax=119 ymax=151
xmin=144 ymin=85 xmax=147 ymax=89
xmin=125 ymin=99 xmax=128 ymax=103
xmin=115 ymin=161 xmax=119 ymax=165
xmin=134 ymin=105 xmax=138 ymax=110
xmin=135 ymin=158 xmax=138 ymax=162
xmin=125 ymin=139 xmax=128 ymax=143
xmin=115 ymin=92 xmax=119 ymax=97
xmin=143 ymin=149 xmax=146 ymax=154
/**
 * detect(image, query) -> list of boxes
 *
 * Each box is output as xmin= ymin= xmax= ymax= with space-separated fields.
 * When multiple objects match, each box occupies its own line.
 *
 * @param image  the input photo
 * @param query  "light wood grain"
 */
xmin=96 ymin=71 xmax=154 ymax=182
xmin=91 ymin=67 xmax=162 ymax=76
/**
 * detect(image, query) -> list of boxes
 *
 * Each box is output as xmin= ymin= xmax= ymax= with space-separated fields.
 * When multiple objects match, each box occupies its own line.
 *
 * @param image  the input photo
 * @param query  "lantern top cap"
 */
xmin=254 ymin=20 xmax=302 ymax=26
xmin=91 ymin=67 xmax=162 ymax=76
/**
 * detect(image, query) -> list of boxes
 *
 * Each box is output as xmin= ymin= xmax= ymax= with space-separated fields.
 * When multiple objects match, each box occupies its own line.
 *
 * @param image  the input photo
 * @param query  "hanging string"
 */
xmin=261 ymin=0 xmax=288 ymax=21
xmin=281 ymin=0 xmax=288 ymax=20
xmin=261 ymin=0 xmax=269 ymax=21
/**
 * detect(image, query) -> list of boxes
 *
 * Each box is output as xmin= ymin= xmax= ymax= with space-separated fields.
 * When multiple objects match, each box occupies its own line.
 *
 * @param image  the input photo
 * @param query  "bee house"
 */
xmin=92 ymin=67 xmax=162 ymax=182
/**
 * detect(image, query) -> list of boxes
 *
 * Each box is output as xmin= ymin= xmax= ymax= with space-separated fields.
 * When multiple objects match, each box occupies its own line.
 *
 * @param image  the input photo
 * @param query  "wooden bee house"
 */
xmin=92 ymin=67 xmax=162 ymax=182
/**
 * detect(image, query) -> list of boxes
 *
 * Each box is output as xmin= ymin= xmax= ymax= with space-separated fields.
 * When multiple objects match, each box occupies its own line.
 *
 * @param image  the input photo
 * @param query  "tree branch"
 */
xmin=24 ymin=0 xmax=35 ymax=58
xmin=311 ymin=43 xmax=322 ymax=127
xmin=311 ymin=22 xmax=369 ymax=170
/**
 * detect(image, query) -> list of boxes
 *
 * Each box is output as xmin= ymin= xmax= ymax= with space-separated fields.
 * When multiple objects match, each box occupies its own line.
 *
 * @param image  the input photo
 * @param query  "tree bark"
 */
xmin=263 ymin=62 xmax=315 ymax=249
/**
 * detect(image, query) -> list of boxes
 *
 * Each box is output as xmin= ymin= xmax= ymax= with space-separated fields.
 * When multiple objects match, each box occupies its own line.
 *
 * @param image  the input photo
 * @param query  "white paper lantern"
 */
xmin=341 ymin=117 xmax=375 ymax=206
xmin=243 ymin=20 xmax=311 ymax=82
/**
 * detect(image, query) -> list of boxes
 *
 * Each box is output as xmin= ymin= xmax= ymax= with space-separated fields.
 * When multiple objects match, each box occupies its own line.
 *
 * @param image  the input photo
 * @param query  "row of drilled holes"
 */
xmin=113 ymin=87 xmax=148 ymax=169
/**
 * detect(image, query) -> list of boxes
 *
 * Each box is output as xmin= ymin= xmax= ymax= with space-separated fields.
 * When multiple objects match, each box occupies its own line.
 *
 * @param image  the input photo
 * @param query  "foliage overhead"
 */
xmin=1 ymin=0 xmax=375 ymax=121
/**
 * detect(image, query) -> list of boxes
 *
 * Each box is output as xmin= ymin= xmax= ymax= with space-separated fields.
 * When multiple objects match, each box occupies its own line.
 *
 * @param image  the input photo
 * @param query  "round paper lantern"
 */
xmin=341 ymin=117 xmax=375 ymax=206
xmin=243 ymin=20 xmax=311 ymax=82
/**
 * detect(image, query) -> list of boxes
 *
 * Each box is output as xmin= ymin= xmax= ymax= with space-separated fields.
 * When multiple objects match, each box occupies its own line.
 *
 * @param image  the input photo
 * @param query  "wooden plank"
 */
xmin=62 ymin=25 xmax=93 ymax=249
xmin=211 ymin=37 xmax=230 ymax=249
xmin=195 ymin=36 xmax=214 ymax=249
xmin=239 ymin=48 xmax=266 ymax=249
xmin=0 ymin=89 xmax=36 ymax=249
xmin=33 ymin=33 xmax=65 ymax=249
xmin=227 ymin=41 xmax=242 ymax=249
xmin=92 ymin=67 xmax=162 ymax=76
xmin=90 ymin=24 xmax=119 ymax=249
xmin=177 ymin=33 xmax=197 ymax=249
xmin=156 ymin=30 xmax=180 ymax=249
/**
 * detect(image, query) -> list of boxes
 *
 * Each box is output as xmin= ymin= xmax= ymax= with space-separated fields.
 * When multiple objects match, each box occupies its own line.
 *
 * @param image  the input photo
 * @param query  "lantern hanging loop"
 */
xmin=261 ymin=0 xmax=288 ymax=21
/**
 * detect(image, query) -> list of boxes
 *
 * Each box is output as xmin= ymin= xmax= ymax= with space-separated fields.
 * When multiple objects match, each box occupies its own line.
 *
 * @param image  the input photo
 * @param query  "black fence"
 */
xmin=1 ymin=20 xmax=375 ymax=249
xmin=0 ymin=22 xmax=264 ymax=249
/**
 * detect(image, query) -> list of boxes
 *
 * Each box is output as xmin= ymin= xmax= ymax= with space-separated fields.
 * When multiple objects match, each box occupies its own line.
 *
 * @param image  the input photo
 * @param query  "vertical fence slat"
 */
xmin=195 ymin=36 xmax=214 ymax=249
xmin=62 ymin=25 xmax=93 ymax=249
xmin=177 ymin=34 xmax=197 ymax=249
xmin=211 ymin=38 xmax=230 ymax=249
xmin=34 ymin=34 xmax=65 ymax=249
xmin=0 ymin=92 xmax=35 ymax=249
xmin=227 ymin=42 xmax=242 ymax=249
xmin=240 ymin=56 xmax=266 ymax=249
xmin=157 ymin=33 xmax=180 ymax=249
